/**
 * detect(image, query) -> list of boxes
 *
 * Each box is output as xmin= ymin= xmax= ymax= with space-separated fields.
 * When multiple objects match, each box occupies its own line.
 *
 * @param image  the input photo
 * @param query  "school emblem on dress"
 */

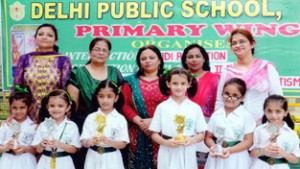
xmin=10 ymin=1 xmax=25 ymax=21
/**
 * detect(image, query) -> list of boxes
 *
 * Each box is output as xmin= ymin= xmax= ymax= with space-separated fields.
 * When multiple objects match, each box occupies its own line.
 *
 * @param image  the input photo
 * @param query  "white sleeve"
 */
xmin=32 ymin=124 xmax=45 ymax=146
xmin=80 ymin=115 xmax=93 ymax=140
xmin=290 ymin=133 xmax=300 ymax=157
xmin=207 ymin=115 xmax=216 ymax=133
xmin=249 ymin=127 xmax=260 ymax=151
xmin=215 ymin=70 xmax=227 ymax=111
xmin=118 ymin=117 xmax=130 ymax=143
xmin=68 ymin=123 xmax=82 ymax=148
xmin=195 ymin=106 xmax=207 ymax=133
xmin=267 ymin=64 xmax=283 ymax=95
xmin=149 ymin=104 xmax=162 ymax=132
xmin=243 ymin=114 xmax=256 ymax=134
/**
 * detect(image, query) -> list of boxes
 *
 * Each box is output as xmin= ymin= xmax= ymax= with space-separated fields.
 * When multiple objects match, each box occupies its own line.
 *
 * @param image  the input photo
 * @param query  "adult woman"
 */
xmin=215 ymin=28 xmax=282 ymax=124
xmin=66 ymin=37 xmax=123 ymax=169
xmin=121 ymin=45 xmax=167 ymax=169
xmin=13 ymin=23 xmax=72 ymax=121
xmin=181 ymin=44 xmax=220 ymax=120
xmin=181 ymin=44 xmax=220 ymax=169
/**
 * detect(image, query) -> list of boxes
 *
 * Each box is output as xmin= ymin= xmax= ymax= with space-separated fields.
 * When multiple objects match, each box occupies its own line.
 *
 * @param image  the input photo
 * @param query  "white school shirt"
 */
xmin=0 ymin=117 xmax=37 ymax=169
xmin=32 ymin=116 xmax=81 ymax=169
xmin=149 ymin=97 xmax=207 ymax=169
xmin=205 ymin=105 xmax=256 ymax=169
xmin=215 ymin=64 xmax=282 ymax=121
xmin=250 ymin=122 xmax=300 ymax=169
xmin=80 ymin=108 xmax=129 ymax=169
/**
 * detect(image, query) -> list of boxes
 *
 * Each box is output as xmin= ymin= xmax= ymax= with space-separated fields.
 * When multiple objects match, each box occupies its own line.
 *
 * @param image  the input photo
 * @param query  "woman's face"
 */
xmin=35 ymin=26 xmax=57 ymax=52
xmin=139 ymin=49 xmax=161 ymax=75
xmin=185 ymin=47 xmax=205 ymax=73
xmin=231 ymin=33 xmax=255 ymax=58
xmin=89 ymin=40 xmax=110 ymax=64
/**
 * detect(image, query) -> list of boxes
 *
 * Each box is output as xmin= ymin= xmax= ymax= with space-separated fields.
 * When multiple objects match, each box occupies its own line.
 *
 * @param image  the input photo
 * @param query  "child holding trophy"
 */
xmin=150 ymin=67 xmax=207 ymax=169
xmin=80 ymin=80 xmax=129 ymax=169
xmin=204 ymin=78 xmax=256 ymax=169
xmin=0 ymin=85 xmax=37 ymax=169
xmin=250 ymin=95 xmax=300 ymax=169
xmin=32 ymin=89 xmax=81 ymax=169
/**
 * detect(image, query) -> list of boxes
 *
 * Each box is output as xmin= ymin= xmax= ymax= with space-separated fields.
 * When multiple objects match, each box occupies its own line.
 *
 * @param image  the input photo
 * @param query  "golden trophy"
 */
xmin=95 ymin=114 xmax=107 ymax=141
xmin=174 ymin=114 xmax=186 ymax=143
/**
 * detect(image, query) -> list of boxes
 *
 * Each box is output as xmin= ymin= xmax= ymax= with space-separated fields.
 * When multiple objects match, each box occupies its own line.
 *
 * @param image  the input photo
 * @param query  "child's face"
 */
xmin=47 ymin=96 xmax=70 ymax=122
xmin=265 ymin=101 xmax=287 ymax=126
xmin=97 ymin=87 xmax=119 ymax=113
xmin=167 ymin=74 xmax=190 ymax=99
xmin=222 ymin=84 xmax=244 ymax=110
xmin=10 ymin=100 xmax=28 ymax=123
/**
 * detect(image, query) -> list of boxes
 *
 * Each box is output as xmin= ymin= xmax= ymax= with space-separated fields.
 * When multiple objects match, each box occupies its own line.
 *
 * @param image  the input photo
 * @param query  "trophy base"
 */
xmin=214 ymin=144 xmax=224 ymax=155
xmin=175 ymin=135 xmax=185 ymax=143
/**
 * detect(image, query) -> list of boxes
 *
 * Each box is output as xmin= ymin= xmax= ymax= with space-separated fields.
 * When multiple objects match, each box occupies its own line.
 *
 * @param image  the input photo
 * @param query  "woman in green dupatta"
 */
xmin=66 ymin=37 xmax=123 ymax=169
xmin=122 ymin=45 xmax=167 ymax=169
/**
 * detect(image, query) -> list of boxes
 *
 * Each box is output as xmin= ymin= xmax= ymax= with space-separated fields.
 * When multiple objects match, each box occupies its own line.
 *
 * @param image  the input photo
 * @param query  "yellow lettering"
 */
xmin=126 ymin=2 xmax=139 ymax=18
xmin=196 ymin=1 xmax=209 ymax=18
xmin=244 ymin=0 xmax=260 ymax=17
xmin=140 ymin=2 xmax=151 ymax=18
xmin=227 ymin=1 xmax=242 ymax=17
xmin=97 ymin=2 xmax=109 ymax=19
xmin=69 ymin=2 xmax=82 ymax=19
xmin=211 ymin=1 xmax=226 ymax=17
xmin=161 ymin=1 xmax=173 ymax=18
xmin=262 ymin=0 xmax=275 ymax=17
xmin=181 ymin=1 xmax=194 ymax=18
xmin=111 ymin=2 xmax=124 ymax=19
xmin=84 ymin=3 xmax=90 ymax=18
xmin=44 ymin=3 xmax=56 ymax=19
xmin=31 ymin=3 xmax=43 ymax=19
xmin=57 ymin=3 xmax=68 ymax=19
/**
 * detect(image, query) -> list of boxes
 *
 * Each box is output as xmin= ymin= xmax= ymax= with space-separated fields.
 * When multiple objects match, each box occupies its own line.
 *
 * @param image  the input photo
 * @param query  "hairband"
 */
xmin=14 ymin=85 xmax=29 ymax=93
xmin=47 ymin=89 xmax=72 ymax=102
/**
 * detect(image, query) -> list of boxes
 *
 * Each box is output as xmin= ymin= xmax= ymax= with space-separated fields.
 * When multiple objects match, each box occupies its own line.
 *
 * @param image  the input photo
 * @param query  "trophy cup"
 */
xmin=44 ymin=118 xmax=56 ymax=140
xmin=95 ymin=114 xmax=107 ymax=144
xmin=11 ymin=121 xmax=21 ymax=149
xmin=268 ymin=124 xmax=280 ymax=145
xmin=214 ymin=126 xmax=225 ymax=155
xmin=174 ymin=114 xmax=186 ymax=143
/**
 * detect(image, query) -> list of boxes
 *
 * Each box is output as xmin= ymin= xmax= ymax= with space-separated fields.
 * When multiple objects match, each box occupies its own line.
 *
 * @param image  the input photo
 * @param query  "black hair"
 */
xmin=181 ymin=44 xmax=210 ymax=71
xmin=223 ymin=78 xmax=247 ymax=96
xmin=159 ymin=67 xmax=197 ymax=98
xmin=262 ymin=94 xmax=294 ymax=129
xmin=86 ymin=37 xmax=112 ymax=64
xmin=91 ymin=80 xmax=124 ymax=112
xmin=9 ymin=85 xmax=33 ymax=114
xmin=34 ymin=23 xmax=59 ymax=52
xmin=38 ymin=89 xmax=76 ymax=123
xmin=135 ymin=45 xmax=164 ymax=77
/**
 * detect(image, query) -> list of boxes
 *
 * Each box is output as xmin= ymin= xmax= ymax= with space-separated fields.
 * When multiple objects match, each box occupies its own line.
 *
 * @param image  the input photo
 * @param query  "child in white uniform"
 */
xmin=150 ymin=67 xmax=207 ymax=169
xmin=80 ymin=80 xmax=129 ymax=169
xmin=250 ymin=95 xmax=300 ymax=169
xmin=205 ymin=78 xmax=256 ymax=169
xmin=32 ymin=89 xmax=81 ymax=169
xmin=0 ymin=85 xmax=37 ymax=169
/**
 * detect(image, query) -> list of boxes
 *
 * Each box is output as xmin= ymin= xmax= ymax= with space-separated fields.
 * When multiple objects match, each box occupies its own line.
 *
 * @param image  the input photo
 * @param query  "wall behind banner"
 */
xmin=1 ymin=0 xmax=300 ymax=96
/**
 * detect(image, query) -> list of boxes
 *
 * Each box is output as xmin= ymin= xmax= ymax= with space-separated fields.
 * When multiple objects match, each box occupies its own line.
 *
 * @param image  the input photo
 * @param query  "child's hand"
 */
xmin=5 ymin=140 xmax=14 ymax=150
xmin=164 ymin=138 xmax=181 ymax=148
xmin=272 ymin=144 xmax=285 ymax=156
xmin=262 ymin=144 xmax=278 ymax=156
xmin=12 ymin=145 xmax=26 ymax=155
xmin=46 ymin=139 xmax=60 ymax=149
xmin=219 ymin=148 xmax=230 ymax=158
xmin=82 ymin=139 xmax=94 ymax=148
xmin=98 ymin=136 xmax=114 ymax=147
xmin=91 ymin=136 xmax=101 ymax=145
xmin=183 ymin=137 xmax=197 ymax=146
xmin=209 ymin=145 xmax=217 ymax=158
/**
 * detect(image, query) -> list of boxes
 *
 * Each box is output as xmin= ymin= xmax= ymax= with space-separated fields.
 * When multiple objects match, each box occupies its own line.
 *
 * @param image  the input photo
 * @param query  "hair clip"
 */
xmin=163 ymin=68 xmax=170 ymax=75
xmin=111 ymin=81 xmax=121 ymax=94
xmin=191 ymin=73 xmax=198 ymax=78
xmin=14 ymin=85 xmax=29 ymax=93
xmin=47 ymin=89 xmax=73 ymax=102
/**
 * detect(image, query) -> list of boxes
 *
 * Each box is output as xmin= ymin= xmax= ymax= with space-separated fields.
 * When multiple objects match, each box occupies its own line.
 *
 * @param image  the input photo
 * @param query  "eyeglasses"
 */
xmin=92 ymin=48 xmax=109 ymax=53
xmin=222 ymin=93 xmax=241 ymax=101
xmin=231 ymin=40 xmax=248 ymax=46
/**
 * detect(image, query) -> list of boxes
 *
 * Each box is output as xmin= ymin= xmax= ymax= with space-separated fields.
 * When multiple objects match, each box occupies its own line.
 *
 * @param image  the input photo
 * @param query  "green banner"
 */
xmin=2 ymin=0 xmax=300 ymax=96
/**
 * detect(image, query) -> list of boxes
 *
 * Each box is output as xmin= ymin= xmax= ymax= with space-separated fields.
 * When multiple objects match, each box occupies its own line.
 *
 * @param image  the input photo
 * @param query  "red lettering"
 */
xmin=186 ymin=24 xmax=207 ymax=36
xmin=145 ymin=24 xmax=165 ymax=36
xmin=123 ymin=25 xmax=144 ymax=36
xmin=75 ymin=25 xmax=92 ymax=37
xmin=279 ymin=24 xmax=300 ymax=36
xmin=166 ymin=25 xmax=185 ymax=36
xmin=92 ymin=25 xmax=110 ymax=36
xmin=255 ymin=23 xmax=277 ymax=36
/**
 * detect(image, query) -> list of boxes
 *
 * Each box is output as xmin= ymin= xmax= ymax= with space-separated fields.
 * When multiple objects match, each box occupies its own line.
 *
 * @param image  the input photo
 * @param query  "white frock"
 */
xmin=204 ymin=105 xmax=256 ymax=169
xmin=250 ymin=122 xmax=300 ymax=169
xmin=149 ymin=97 xmax=207 ymax=169
xmin=80 ymin=108 xmax=129 ymax=169
xmin=0 ymin=117 xmax=37 ymax=169
xmin=32 ymin=117 xmax=81 ymax=169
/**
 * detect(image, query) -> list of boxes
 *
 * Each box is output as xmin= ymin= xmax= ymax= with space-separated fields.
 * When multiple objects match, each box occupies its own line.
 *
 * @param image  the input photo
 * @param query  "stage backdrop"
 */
xmin=1 ymin=0 xmax=300 ymax=96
